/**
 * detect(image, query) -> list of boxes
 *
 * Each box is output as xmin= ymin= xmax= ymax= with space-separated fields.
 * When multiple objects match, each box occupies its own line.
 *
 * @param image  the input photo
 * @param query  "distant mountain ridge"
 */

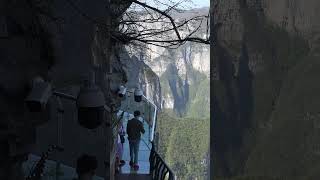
xmin=126 ymin=7 xmax=210 ymax=117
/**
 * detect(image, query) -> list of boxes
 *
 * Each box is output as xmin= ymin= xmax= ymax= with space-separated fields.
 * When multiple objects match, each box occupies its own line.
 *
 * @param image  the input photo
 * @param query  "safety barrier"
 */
xmin=149 ymin=142 xmax=175 ymax=180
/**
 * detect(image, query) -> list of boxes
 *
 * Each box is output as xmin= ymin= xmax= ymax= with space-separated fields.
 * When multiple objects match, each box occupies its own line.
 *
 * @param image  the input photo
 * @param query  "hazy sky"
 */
xmin=144 ymin=0 xmax=210 ymax=9
xmin=191 ymin=0 xmax=210 ymax=7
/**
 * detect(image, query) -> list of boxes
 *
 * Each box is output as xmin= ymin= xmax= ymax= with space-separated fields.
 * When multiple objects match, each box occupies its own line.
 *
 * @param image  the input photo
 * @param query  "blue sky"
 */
xmin=144 ymin=0 xmax=210 ymax=9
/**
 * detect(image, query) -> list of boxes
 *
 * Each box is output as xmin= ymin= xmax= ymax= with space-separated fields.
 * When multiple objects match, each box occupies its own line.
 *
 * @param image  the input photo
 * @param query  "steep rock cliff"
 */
xmin=212 ymin=0 xmax=320 ymax=178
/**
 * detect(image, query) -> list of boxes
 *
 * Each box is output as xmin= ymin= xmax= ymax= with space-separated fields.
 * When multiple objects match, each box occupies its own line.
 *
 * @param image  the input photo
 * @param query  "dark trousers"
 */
xmin=129 ymin=139 xmax=140 ymax=164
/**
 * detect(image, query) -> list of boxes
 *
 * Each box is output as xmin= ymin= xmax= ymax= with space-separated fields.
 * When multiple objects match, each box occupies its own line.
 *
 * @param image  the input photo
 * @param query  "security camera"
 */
xmin=118 ymin=85 xmax=127 ymax=97
xmin=25 ymin=71 xmax=107 ymax=129
xmin=76 ymin=82 xmax=106 ymax=129
xmin=25 ymin=77 xmax=52 ymax=112
xmin=134 ymin=87 xmax=143 ymax=102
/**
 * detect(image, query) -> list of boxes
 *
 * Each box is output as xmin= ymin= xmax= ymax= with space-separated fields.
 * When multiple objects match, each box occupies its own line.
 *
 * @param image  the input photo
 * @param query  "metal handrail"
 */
xmin=149 ymin=142 xmax=175 ymax=180
xmin=26 ymin=145 xmax=64 ymax=180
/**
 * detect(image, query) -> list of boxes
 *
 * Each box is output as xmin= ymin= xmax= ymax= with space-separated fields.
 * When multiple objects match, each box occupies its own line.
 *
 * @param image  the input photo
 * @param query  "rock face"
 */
xmin=212 ymin=0 xmax=320 ymax=178
xmin=0 ymin=1 xmax=55 ymax=179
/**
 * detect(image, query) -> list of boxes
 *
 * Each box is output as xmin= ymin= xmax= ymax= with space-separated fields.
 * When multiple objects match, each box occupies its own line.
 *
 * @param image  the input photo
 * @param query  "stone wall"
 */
xmin=0 ymin=0 xmax=131 ymax=179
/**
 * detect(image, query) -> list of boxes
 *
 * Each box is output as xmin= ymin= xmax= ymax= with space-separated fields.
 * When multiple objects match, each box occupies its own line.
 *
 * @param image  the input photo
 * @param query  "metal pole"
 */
xmin=55 ymin=96 xmax=64 ymax=180
xmin=53 ymin=91 xmax=77 ymax=101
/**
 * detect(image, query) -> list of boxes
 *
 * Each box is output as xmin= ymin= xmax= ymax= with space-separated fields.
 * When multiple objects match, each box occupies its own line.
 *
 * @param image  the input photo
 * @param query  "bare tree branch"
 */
xmin=61 ymin=0 xmax=211 ymax=48
xmin=130 ymin=0 xmax=183 ymax=41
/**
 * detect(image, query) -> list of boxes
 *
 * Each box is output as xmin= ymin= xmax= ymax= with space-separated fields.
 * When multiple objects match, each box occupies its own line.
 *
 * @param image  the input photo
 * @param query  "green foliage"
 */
xmin=187 ymin=78 xmax=210 ymax=118
xmin=157 ymin=111 xmax=179 ymax=157
xmin=157 ymin=111 xmax=209 ymax=180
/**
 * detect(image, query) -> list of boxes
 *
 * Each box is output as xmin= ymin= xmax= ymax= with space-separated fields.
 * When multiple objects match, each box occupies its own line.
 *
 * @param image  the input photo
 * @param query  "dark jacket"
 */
xmin=127 ymin=117 xmax=145 ymax=140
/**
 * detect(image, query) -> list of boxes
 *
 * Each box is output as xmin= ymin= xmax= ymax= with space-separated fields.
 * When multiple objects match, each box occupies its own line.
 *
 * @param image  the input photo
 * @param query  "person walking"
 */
xmin=115 ymin=122 xmax=126 ymax=173
xmin=126 ymin=110 xmax=145 ymax=170
xmin=118 ymin=123 xmax=126 ymax=166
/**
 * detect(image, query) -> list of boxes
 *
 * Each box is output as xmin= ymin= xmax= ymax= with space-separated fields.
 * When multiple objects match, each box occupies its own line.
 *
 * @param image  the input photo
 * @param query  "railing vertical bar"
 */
xmin=160 ymin=168 xmax=168 ymax=180
xmin=155 ymin=157 xmax=162 ymax=180
xmin=149 ymin=128 xmax=175 ymax=180
xmin=158 ymin=163 xmax=165 ymax=179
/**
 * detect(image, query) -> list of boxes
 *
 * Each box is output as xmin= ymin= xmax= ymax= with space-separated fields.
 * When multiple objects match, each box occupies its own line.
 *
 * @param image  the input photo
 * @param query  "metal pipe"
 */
xmin=54 ymin=96 xmax=64 ymax=180
xmin=53 ymin=91 xmax=77 ymax=101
